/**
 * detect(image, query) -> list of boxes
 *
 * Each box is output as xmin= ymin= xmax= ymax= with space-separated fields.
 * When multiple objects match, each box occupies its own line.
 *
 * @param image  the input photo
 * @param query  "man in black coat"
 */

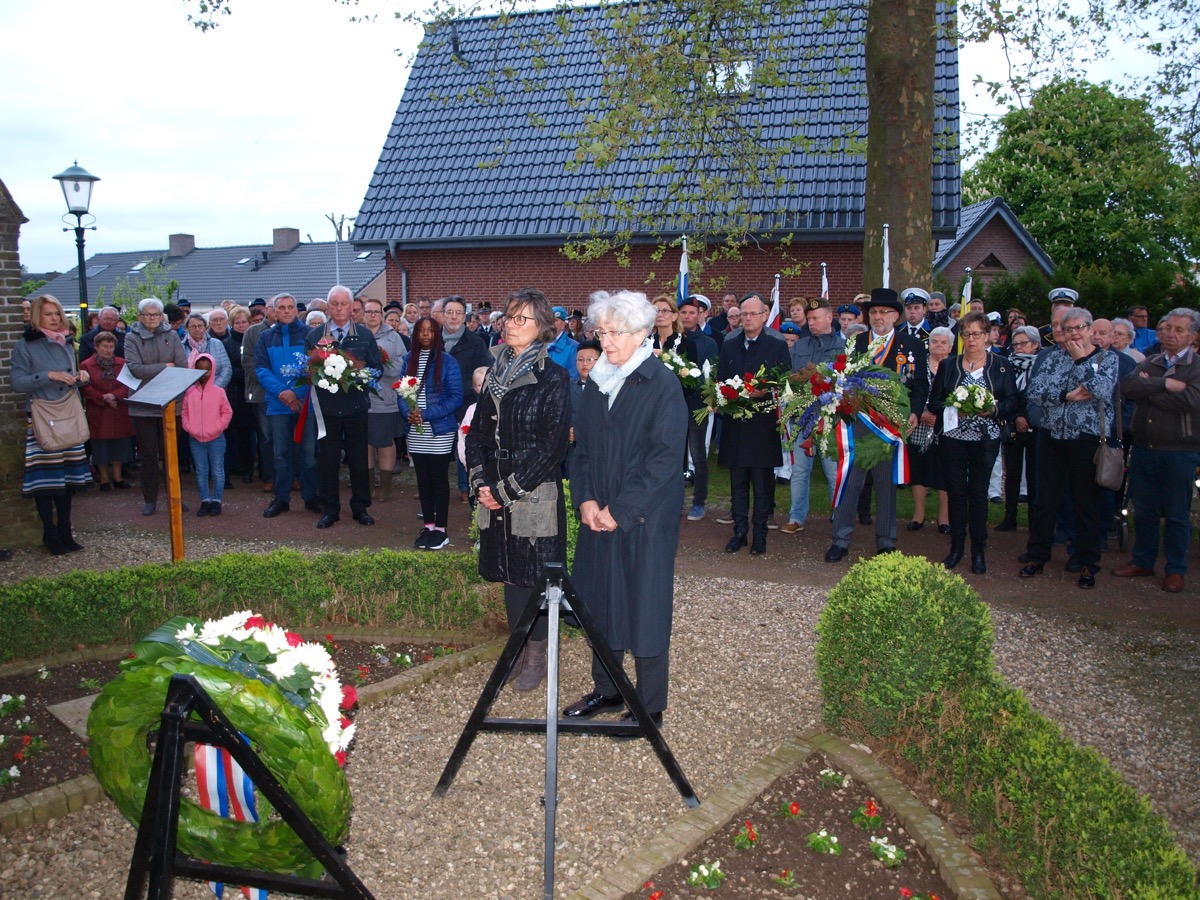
xmin=826 ymin=288 xmax=928 ymax=561
xmin=717 ymin=294 xmax=791 ymax=555
xmin=304 ymin=285 xmax=382 ymax=529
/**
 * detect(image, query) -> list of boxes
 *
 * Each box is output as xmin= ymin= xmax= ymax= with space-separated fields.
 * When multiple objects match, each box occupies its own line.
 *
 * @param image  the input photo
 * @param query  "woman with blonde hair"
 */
xmin=11 ymin=295 xmax=93 ymax=553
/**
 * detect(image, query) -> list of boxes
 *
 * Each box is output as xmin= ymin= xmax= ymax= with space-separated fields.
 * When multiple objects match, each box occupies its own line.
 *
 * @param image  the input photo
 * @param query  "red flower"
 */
xmin=14 ymin=752 xmax=24 ymax=762
xmin=340 ymin=716 xmax=353 ymax=729
xmin=900 ymin=890 xmax=913 ymax=899
xmin=244 ymin=615 xmax=266 ymax=630
xmin=643 ymin=883 xmax=654 ymax=891
xmin=340 ymin=684 xmax=358 ymax=710
xmin=789 ymin=801 xmax=801 ymax=816
xmin=285 ymin=632 xmax=302 ymax=647
xmin=832 ymin=353 xmax=847 ymax=372
xmin=22 ymin=735 xmax=32 ymax=746
xmin=649 ymin=893 xmax=663 ymax=900
xmin=334 ymin=750 xmax=347 ymax=767
xmin=719 ymin=384 xmax=740 ymax=401
xmin=865 ymin=799 xmax=879 ymax=817
xmin=461 ymin=424 xmax=470 ymax=435
xmin=325 ymin=633 xmax=334 ymax=642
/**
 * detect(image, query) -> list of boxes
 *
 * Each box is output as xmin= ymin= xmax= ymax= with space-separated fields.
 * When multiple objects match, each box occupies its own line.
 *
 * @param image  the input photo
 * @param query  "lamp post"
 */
xmin=52 ymin=162 xmax=100 ymax=319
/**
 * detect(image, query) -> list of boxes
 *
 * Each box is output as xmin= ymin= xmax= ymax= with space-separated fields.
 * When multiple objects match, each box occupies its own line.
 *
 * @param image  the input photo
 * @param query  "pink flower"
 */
xmin=340 ymin=684 xmax=358 ymax=710
xmin=285 ymin=632 xmax=302 ymax=647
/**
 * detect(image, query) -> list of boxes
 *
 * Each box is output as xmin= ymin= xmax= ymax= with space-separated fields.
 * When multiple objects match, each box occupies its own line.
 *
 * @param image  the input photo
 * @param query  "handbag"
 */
xmin=908 ymin=420 xmax=935 ymax=452
xmin=1092 ymin=396 xmax=1124 ymax=491
xmin=30 ymin=390 xmax=90 ymax=452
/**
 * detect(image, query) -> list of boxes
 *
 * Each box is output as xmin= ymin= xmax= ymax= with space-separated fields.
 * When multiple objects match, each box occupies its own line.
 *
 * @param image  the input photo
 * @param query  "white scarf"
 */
xmin=589 ymin=338 xmax=654 ymax=408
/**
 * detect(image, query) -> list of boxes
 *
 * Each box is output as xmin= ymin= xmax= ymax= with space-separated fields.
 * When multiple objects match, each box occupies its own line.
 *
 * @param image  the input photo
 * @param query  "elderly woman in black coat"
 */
xmin=466 ymin=288 xmax=571 ymax=692
xmin=563 ymin=290 xmax=688 ymax=729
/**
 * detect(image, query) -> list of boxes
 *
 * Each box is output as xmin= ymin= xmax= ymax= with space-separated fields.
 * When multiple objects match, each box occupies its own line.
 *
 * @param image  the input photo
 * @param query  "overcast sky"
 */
xmin=2 ymin=0 xmax=1026 ymax=276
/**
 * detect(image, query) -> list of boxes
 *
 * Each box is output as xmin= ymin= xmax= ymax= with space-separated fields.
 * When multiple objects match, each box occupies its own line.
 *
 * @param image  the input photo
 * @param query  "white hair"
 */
xmin=138 ymin=297 xmax=164 ymax=314
xmin=929 ymin=325 xmax=954 ymax=344
xmin=328 ymin=284 xmax=352 ymax=304
xmin=587 ymin=289 xmax=656 ymax=334
xmin=306 ymin=311 xmax=328 ymax=327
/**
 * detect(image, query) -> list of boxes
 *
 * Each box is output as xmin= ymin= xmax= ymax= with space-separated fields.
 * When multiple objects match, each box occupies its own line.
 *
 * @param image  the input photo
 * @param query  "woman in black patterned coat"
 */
xmin=466 ymin=288 xmax=571 ymax=692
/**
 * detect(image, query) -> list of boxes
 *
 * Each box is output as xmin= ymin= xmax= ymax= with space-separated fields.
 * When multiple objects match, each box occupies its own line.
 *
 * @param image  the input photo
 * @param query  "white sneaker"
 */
xmin=716 ymin=513 xmax=734 ymax=524
xmin=687 ymin=505 xmax=706 ymax=521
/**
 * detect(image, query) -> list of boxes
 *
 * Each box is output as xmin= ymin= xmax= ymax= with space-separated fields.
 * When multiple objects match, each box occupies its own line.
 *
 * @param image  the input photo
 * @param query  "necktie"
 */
xmin=335 ymin=328 xmax=345 ymax=342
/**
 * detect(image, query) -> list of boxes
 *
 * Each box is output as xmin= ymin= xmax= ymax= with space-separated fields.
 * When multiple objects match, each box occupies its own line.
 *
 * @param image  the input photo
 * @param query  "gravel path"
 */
xmin=2 ymin=533 xmax=1198 ymax=897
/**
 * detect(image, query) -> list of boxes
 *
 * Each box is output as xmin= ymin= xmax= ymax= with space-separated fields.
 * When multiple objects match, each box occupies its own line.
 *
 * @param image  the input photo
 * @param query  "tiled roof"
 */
xmin=934 ymin=196 xmax=1055 ymax=274
xmin=30 ymin=240 xmax=387 ymax=310
xmin=353 ymin=0 xmax=960 ymax=250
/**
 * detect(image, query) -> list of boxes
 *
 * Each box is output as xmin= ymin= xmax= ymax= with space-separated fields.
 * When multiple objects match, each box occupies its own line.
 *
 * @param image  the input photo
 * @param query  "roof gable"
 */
xmin=354 ymin=0 xmax=960 ymax=250
xmin=934 ymin=196 xmax=1055 ymax=276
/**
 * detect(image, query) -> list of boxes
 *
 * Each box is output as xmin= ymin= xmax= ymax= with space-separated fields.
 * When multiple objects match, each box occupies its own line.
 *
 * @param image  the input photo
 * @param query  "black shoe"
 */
xmin=197 ymin=501 xmax=212 ymax=518
xmin=426 ymin=529 xmax=449 ymax=550
xmin=209 ymin=502 xmax=222 ymax=517
xmin=943 ymin=548 xmax=964 ymax=569
xmin=142 ymin=502 xmax=156 ymax=516
xmin=995 ymin=518 xmax=1017 ymax=532
xmin=42 ymin=532 xmax=69 ymax=557
xmin=1018 ymin=551 xmax=1033 ymax=563
xmin=825 ymin=544 xmax=848 ymax=562
xmin=1019 ymin=562 xmax=1044 ymax=577
xmin=562 ymin=692 xmax=623 ymax=718
xmin=316 ymin=514 xmax=339 ymax=529
xmin=353 ymin=512 xmax=375 ymax=526
xmin=1064 ymin=558 xmax=1083 ymax=573
xmin=414 ymin=530 xmax=432 ymax=549
xmin=859 ymin=512 xmax=873 ymax=525
xmin=113 ymin=480 xmax=132 ymax=490
xmin=750 ymin=537 xmax=767 ymax=555
xmin=1078 ymin=569 xmax=1097 ymax=589
xmin=242 ymin=473 xmax=255 ymax=484
xmin=971 ymin=553 xmax=987 ymax=574
xmin=906 ymin=520 xmax=924 ymax=531
xmin=99 ymin=482 xmax=112 ymax=492
xmin=876 ymin=546 xmax=898 ymax=556
xmin=181 ymin=502 xmax=190 ymax=513
xmin=613 ymin=709 xmax=664 ymax=740
xmin=938 ymin=524 xmax=951 ymax=535
xmin=304 ymin=499 xmax=323 ymax=514
xmin=263 ymin=499 xmax=290 ymax=518
xmin=725 ymin=534 xmax=747 ymax=553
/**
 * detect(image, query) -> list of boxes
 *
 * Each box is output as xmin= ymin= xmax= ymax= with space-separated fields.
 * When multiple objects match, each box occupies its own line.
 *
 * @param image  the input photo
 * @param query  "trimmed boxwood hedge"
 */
xmin=0 ymin=548 xmax=497 ymax=663
xmin=818 ymin=555 xmax=1199 ymax=898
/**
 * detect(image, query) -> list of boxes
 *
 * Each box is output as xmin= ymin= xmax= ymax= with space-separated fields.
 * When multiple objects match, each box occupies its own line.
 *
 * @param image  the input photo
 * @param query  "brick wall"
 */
xmin=386 ymin=241 xmax=867 ymax=310
xmin=941 ymin=218 xmax=1047 ymax=288
xmin=0 ymin=178 xmax=39 ymax=544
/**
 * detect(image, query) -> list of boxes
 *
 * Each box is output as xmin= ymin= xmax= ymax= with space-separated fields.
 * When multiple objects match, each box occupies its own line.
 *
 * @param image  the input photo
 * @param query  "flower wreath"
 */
xmin=87 ymin=613 xmax=356 ymax=875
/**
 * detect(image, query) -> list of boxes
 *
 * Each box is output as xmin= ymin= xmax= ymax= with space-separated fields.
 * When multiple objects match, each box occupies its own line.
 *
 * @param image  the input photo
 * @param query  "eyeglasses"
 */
xmin=594 ymin=329 xmax=636 ymax=340
xmin=960 ymin=331 xmax=987 ymax=339
xmin=1012 ymin=338 xmax=1036 ymax=347
xmin=364 ymin=308 xmax=382 ymax=315
xmin=505 ymin=314 xmax=535 ymax=326
xmin=1062 ymin=323 xmax=1091 ymax=334
xmin=741 ymin=310 xmax=768 ymax=318
xmin=140 ymin=312 xmax=163 ymax=319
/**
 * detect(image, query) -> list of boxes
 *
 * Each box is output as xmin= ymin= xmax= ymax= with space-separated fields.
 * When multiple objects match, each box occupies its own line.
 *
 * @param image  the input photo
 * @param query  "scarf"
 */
xmin=1010 ymin=352 xmax=1036 ymax=392
xmin=94 ymin=354 xmax=117 ymax=381
xmin=589 ymin=339 xmax=654 ymax=408
xmin=40 ymin=328 xmax=67 ymax=346
xmin=486 ymin=342 xmax=544 ymax=402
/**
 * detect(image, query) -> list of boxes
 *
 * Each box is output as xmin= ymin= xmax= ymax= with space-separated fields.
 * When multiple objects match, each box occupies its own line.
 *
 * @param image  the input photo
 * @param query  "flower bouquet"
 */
xmin=778 ymin=352 xmax=911 ymax=473
xmin=695 ymin=364 xmax=788 ymax=424
xmin=393 ymin=375 xmax=426 ymax=432
xmin=661 ymin=348 xmax=707 ymax=389
xmin=947 ymin=383 xmax=995 ymax=416
xmin=282 ymin=338 xmax=380 ymax=396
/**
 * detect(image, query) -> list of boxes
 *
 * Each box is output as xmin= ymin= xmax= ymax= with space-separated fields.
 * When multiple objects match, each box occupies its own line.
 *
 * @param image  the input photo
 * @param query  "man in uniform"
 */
xmin=1040 ymin=288 xmax=1079 ymax=346
xmin=900 ymin=287 xmax=932 ymax=346
xmin=825 ymin=288 xmax=928 ymax=561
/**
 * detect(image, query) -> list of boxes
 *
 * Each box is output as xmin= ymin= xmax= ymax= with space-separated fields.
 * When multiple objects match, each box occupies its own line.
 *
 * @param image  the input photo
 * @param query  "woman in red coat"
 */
xmin=80 ymin=330 xmax=135 ymax=490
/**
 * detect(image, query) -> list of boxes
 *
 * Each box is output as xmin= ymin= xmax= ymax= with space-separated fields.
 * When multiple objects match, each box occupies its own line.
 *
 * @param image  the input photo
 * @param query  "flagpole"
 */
xmin=768 ymin=273 xmax=781 ymax=330
xmin=677 ymin=236 xmax=689 ymax=310
xmin=820 ymin=262 xmax=829 ymax=299
xmin=963 ymin=266 xmax=973 ymax=306
xmin=882 ymin=224 xmax=890 ymax=289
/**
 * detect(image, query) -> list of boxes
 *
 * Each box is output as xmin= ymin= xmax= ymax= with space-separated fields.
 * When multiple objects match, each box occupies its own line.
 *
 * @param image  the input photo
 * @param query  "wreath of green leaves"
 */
xmin=87 ymin=657 xmax=351 ymax=874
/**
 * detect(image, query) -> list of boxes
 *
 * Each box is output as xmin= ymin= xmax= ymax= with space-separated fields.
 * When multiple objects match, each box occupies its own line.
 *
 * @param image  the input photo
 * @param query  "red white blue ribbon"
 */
xmin=830 ymin=412 xmax=909 ymax=507
xmin=195 ymin=740 xmax=268 ymax=900
xmin=831 ymin=419 xmax=855 ymax=507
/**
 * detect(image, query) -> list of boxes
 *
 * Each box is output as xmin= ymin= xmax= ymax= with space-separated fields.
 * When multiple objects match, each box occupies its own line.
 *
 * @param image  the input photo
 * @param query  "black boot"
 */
xmin=55 ymin=496 xmax=83 ymax=551
xmin=995 ymin=514 xmax=1017 ymax=532
xmin=942 ymin=537 xmax=964 ymax=569
xmin=42 ymin=527 xmax=68 ymax=556
xmin=971 ymin=544 xmax=987 ymax=574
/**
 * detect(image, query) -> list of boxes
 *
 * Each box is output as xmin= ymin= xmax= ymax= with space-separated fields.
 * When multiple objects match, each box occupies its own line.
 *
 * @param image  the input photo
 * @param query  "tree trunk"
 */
xmin=863 ymin=0 xmax=936 ymax=291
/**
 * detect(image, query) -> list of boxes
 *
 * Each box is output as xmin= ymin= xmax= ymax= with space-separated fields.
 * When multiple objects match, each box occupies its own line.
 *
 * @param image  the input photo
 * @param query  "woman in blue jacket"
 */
xmin=398 ymin=317 xmax=462 ymax=549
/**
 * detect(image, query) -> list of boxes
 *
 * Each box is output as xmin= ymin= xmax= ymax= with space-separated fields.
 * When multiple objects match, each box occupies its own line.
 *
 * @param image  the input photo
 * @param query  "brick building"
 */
xmin=352 ymin=1 xmax=961 ymax=309
xmin=934 ymin=197 xmax=1055 ymax=293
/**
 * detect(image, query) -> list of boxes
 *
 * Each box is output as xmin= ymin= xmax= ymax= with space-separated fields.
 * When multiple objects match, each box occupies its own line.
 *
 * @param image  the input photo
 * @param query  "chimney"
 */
xmin=273 ymin=227 xmax=301 ymax=252
xmin=168 ymin=233 xmax=195 ymax=257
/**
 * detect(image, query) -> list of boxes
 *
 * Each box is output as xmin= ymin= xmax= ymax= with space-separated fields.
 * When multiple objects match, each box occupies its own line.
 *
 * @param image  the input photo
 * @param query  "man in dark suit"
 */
xmin=717 ymin=294 xmax=791 ymax=556
xmin=825 ymin=287 xmax=929 ymax=561
xmin=304 ymin=285 xmax=383 ymax=529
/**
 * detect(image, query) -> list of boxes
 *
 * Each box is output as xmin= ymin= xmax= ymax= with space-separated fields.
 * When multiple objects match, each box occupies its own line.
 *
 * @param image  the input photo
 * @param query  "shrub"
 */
xmin=0 ymin=548 xmax=497 ymax=663
xmin=898 ymin=681 xmax=1199 ymax=897
xmin=816 ymin=553 xmax=995 ymax=738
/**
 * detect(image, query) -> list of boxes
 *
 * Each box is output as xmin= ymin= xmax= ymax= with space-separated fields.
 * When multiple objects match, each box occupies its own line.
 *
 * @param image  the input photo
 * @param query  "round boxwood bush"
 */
xmin=816 ymin=553 xmax=995 ymax=738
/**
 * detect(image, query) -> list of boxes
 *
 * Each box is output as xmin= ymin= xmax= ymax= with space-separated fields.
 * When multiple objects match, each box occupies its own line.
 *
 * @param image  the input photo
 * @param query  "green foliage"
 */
xmin=109 ymin=260 xmax=180 ymax=311
xmin=897 ymin=681 xmax=1200 ymax=897
xmin=21 ymin=278 xmax=49 ymax=297
xmin=816 ymin=554 xmax=995 ymax=738
xmin=980 ymin=262 xmax=1054 ymax=321
xmin=0 ymin=549 xmax=495 ymax=663
xmin=965 ymin=79 xmax=1200 ymax=277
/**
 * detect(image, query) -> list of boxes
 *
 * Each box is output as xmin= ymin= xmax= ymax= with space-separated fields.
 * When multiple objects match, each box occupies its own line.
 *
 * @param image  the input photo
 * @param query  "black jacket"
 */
xmin=852 ymin=329 xmax=929 ymax=417
xmin=926 ymin=353 xmax=1018 ymax=433
xmin=303 ymin=320 xmax=382 ymax=417
xmin=446 ymin=328 xmax=493 ymax=421
xmin=716 ymin=330 xmax=791 ymax=468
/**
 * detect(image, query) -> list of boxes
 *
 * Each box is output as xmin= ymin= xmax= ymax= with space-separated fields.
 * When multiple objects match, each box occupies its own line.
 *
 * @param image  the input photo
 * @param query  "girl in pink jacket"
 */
xmin=182 ymin=353 xmax=233 ymax=516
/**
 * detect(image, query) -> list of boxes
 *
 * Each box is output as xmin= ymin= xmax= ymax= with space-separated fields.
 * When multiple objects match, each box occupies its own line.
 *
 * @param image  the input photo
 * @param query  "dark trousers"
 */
xmin=132 ymin=417 xmax=164 ymax=503
xmin=1129 ymin=446 xmax=1198 ymax=575
xmin=686 ymin=417 xmax=710 ymax=507
xmin=504 ymin=583 xmax=548 ymax=641
xmin=592 ymin=648 xmax=670 ymax=714
xmin=1025 ymin=435 xmax=1105 ymax=571
xmin=729 ymin=465 xmax=775 ymax=539
xmin=1002 ymin=430 xmax=1036 ymax=521
xmin=412 ymin=450 xmax=453 ymax=528
xmin=253 ymin=402 xmax=275 ymax=482
xmin=316 ymin=409 xmax=371 ymax=517
xmin=224 ymin=400 xmax=256 ymax=477
xmin=941 ymin=436 xmax=1000 ymax=549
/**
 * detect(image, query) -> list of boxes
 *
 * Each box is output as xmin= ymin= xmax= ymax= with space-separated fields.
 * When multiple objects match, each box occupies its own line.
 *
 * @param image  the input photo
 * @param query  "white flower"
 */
xmin=7 ymin=766 xmax=18 ymax=777
xmin=256 ymin=624 xmax=292 ymax=656
xmin=698 ymin=865 xmax=709 ymax=876
xmin=175 ymin=622 xmax=198 ymax=643
xmin=953 ymin=385 xmax=968 ymax=401
xmin=317 ymin=378 xmax=332 ymax=391
xmin=688 ymin=368 xmax=701 ymax=378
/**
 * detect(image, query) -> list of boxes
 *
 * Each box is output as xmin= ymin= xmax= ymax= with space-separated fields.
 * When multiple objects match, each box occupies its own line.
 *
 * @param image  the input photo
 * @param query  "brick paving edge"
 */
xmin=568 ymin=728 xmax=1002 ymax=900
xmin=0 ymin=631 xmax=504 ymax=837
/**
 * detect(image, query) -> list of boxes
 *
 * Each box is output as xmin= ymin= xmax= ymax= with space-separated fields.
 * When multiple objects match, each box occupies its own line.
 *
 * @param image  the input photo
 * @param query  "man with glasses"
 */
xmin=1125 ymin=305 xmax=1158 ymax=352
xmin=547 ymin=305 xmax=579 ymax=374
xmin=825 ymin=287 xmax=928 ymax=562
xmin=1039 ymin=287 xmax=1079 ymax=347
xmin=716 ymin=294 xmax=791 ymax=555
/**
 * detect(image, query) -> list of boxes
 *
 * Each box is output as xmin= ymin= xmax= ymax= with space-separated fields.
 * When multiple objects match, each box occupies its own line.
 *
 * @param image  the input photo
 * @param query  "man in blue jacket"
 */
xmin=255 ymin=293 xmax=319 ymax=518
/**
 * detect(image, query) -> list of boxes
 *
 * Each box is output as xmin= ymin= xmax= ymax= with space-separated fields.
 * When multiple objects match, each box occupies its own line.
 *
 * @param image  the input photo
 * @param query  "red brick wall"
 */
xmin=386 ymin=241 xmax=866 ymax=311
xmin=941 ymin=218 xmax=1048 ymax=287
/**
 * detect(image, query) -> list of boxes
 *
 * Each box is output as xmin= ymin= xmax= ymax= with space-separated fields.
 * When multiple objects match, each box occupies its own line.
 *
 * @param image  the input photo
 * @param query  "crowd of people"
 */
xmin=11 ymin=280 xmax=1199 ymax=728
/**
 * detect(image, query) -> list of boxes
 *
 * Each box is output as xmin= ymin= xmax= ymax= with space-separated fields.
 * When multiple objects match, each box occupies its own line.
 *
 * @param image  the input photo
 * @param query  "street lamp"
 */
xmin=52 ymin=162 xmax=100 ymax=318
